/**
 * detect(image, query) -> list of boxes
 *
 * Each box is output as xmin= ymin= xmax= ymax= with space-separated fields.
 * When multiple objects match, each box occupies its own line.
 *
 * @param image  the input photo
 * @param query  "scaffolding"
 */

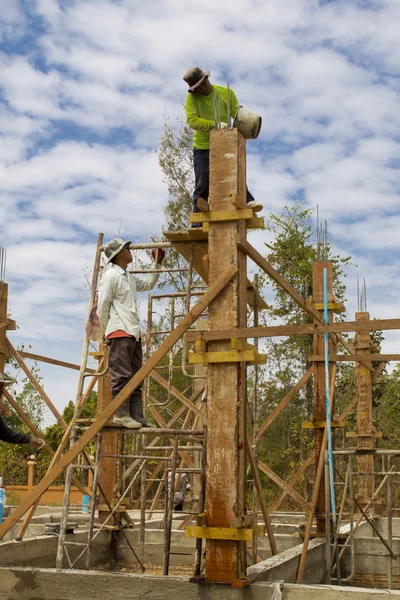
xmin=1 ymin=129 xmax=400 ymax=587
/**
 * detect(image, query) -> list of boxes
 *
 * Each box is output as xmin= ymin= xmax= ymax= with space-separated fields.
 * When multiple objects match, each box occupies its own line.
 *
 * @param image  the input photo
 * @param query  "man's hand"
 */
xmin=152 ymin=248 xmax=165 ymax=264
xmin=30 ymin=437 xmax=45 ymax=450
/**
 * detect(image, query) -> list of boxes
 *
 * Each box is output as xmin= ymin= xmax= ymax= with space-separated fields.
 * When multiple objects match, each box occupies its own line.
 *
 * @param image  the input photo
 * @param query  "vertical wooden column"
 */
xmin=0 ymin=282 xmax=8 ymax=415
xmin=354 ymin=312 xmax=375 ymax=511
xmin=312 ymin=261 xmax=334 ymax=534
xmin=206 ymin=128 xmax=248 ymax=583
xmin=193 ymin=319 xmax=207 ymax=502
xmin=96 ymin=342 xmax=120 ymax=524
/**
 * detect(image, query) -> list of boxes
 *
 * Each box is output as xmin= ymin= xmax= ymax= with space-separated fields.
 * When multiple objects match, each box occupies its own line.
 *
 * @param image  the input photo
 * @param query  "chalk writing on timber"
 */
xmin=209 ymin=447 xmax=232 ymax=491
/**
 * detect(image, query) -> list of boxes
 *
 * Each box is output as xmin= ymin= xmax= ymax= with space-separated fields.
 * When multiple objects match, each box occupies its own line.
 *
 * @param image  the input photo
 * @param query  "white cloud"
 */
xmin=1 ymin=0 xmax=400 ymax=414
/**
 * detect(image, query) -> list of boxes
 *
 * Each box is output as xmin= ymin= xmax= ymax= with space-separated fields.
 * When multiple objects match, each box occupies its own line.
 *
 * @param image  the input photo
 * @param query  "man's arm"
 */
xmin=0 ymin=417 xmax=31 ymax=445
xmin=135 ymin=249 xmax=164 ymax=293
xmin=185 ymin=94 xmax=215 ymax=132
xmin=135 ymin=261 xmax=161 ymax=293
xmin=97 ymin=271 xmax=116 ymax=334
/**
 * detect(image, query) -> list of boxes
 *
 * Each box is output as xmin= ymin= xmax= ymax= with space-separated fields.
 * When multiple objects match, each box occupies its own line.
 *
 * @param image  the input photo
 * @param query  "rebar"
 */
xmin=0 ymin=248 xmax=6 ymax=282
xmin=227 ymin=81 xmax=231 ymax=128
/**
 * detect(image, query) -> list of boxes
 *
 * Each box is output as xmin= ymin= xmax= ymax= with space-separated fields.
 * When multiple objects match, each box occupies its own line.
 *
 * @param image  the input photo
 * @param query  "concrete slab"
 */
xmin=247 ymin=537 xmax=326 ymax=584
xmin=1 ymin=568 xmax=400 ymax=600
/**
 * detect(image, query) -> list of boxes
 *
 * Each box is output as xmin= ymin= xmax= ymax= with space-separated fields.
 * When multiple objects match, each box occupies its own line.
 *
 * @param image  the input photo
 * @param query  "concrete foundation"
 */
xmin=1 ymin=568 xmax=400 ymax=600
xmin=1 ymin=512 xmax=398 ymax=594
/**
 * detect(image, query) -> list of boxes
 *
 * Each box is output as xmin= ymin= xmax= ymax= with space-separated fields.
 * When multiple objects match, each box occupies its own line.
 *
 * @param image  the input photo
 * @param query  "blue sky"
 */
xmin=1 ymin=0 xmax=400 ymax=422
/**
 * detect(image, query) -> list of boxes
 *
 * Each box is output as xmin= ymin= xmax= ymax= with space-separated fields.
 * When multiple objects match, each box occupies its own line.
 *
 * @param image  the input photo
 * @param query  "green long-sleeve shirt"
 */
xmin=185 ymin=85 xmax=239 ymax=150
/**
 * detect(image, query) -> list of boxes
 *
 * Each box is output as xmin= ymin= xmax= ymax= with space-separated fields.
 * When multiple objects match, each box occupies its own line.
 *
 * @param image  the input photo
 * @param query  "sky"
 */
xmin=1 ymin=0 xmax=400 ymax=424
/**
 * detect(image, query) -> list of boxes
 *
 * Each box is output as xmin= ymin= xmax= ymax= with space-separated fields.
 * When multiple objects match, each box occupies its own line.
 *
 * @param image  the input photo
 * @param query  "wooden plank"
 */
xmin=185 ymin=318 xmax=400 ymax=341
xmin=190 ymin=208 xmax=254 ymax=223
xmin=313 ymin=302 xmax=345 ymax=312
xmin=302 ymin=420 xmax=345 ymax=429
xmin=164 ymin=230 xmax=208 ymax=243
xmin=189 ymin=350 xmax=255 ymax=364
xmin=6 ymin=318 xmax=16 ymax=330
xmin=18 ymin=351 xmax=95 ymax=373
xmin=197 ymin=197 xmax=209 ymax=212
xmin=0 ymin=264 xmax=237 ymax=541
xmin=246 ymin=439 xmax=277 ymax=555
xmin=186 ymin=526 xmax=254 ymax=541
xmin=310 ymin=354 xmax=400 ymax=362
xmin=258 ymin=367 xmax=313 ymax=438
xmin=354 ymin=312 xmax=375 ymax=509
xmin=247 ymin=217 xmax=265 ymax=229
xmin=258 ymin=460 xmax=311 ymax=512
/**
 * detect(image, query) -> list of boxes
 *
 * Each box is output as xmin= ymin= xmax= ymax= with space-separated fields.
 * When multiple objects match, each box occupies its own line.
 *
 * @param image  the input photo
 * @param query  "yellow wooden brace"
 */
xmin=198 ymin=219 xmax=264 ymax=232
xmin=312 ymin=302 xmax=346 ymax=313
xmin=185 ymin=525 xmax=265 ymax=541
xmin=190 ymin=209 xmax=254 ymax=223
xmin=302 ymin=420 xmax=346 ymax=429
xmin=188 ymin=349 xmax=266 ymax=365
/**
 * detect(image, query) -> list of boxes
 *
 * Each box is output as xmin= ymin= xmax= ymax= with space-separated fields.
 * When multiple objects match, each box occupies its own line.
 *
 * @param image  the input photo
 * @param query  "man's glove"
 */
xmin=152 ymin=248 xmax=165 ymax=264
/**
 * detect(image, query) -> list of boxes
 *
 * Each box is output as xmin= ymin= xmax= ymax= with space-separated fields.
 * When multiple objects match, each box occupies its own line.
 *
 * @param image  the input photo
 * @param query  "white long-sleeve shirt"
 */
xmin=97 ymin=263 xmax=160 ymax=339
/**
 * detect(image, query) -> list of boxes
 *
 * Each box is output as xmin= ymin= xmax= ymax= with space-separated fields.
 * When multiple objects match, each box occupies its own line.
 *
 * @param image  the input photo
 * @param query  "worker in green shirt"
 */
xmin=183 ymin=66 xmax=263 ymax=225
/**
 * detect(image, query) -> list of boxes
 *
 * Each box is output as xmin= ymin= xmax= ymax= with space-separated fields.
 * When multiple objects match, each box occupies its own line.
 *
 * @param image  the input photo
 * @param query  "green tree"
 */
xmin=254 ymin=204 xmax=353 ymax=504
xmin=0 ymin=346 xmax=46 ymax=484
xmin=45 ymin=392 xmax=98 ymax=451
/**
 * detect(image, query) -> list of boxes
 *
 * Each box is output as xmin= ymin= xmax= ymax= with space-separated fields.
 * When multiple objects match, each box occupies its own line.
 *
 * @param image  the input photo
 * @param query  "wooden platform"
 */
xmin=164 ymin=229 xmax=268 ymax=310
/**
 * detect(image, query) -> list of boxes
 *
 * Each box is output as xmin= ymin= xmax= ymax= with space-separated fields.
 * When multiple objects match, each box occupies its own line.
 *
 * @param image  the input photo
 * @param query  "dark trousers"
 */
xmin=108 ymin=337 xmax=143 ymax=420
xmin=193 ymin=148 xmax=255 ymax=214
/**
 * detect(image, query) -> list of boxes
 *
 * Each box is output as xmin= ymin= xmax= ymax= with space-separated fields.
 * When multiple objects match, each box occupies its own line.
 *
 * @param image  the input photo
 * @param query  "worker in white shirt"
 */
xmin=98 ymin=238 xmax=165 ymax=429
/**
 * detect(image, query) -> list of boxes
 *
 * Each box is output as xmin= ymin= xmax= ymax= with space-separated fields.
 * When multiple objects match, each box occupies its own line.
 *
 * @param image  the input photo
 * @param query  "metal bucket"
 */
xmin=233 ymin=105 xmax=262 ymax=139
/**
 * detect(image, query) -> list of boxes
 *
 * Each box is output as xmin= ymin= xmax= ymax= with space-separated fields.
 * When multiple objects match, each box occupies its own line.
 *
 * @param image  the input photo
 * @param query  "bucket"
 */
xmin=233 ymin=105 xmax=262 ymax=139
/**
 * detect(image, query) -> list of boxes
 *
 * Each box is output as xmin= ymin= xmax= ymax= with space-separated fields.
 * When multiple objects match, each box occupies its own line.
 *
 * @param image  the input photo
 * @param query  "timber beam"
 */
xmin=185 ymin=318 xmax=400 ymax=342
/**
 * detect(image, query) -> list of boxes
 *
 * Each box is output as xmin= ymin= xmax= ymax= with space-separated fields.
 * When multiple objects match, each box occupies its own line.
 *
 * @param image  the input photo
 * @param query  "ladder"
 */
xmin=55 ymin=430 xmax=102 ymax=570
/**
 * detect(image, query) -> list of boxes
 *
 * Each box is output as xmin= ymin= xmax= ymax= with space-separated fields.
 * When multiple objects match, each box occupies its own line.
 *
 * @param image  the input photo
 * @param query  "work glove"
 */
xmin=152 ymin=248 xmax=165 ymax=264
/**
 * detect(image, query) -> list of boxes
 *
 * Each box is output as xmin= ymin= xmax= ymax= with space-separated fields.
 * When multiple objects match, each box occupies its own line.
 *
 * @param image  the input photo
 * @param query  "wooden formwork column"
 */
xmin=354 ymin=312 xmax=376 ymax=511
xmin=312 ymin=261 xmax=335 ymax=535
xmin=206 ymin=128 xmax=248 ymax=583
xmin=96 ymin=342 xmax=121 ymax=525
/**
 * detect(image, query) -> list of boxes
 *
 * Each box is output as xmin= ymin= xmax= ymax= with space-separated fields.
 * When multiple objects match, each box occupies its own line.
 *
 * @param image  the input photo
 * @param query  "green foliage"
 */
xmin=0 ymin=346 xmax=47 ymax=484
xmin=158 ymin=116 xmax=194 ymax=232
xmin=253 ymin=203 xmax=354 ymax=505
xmin=45 ymin=391 xmax=98 ymax=451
